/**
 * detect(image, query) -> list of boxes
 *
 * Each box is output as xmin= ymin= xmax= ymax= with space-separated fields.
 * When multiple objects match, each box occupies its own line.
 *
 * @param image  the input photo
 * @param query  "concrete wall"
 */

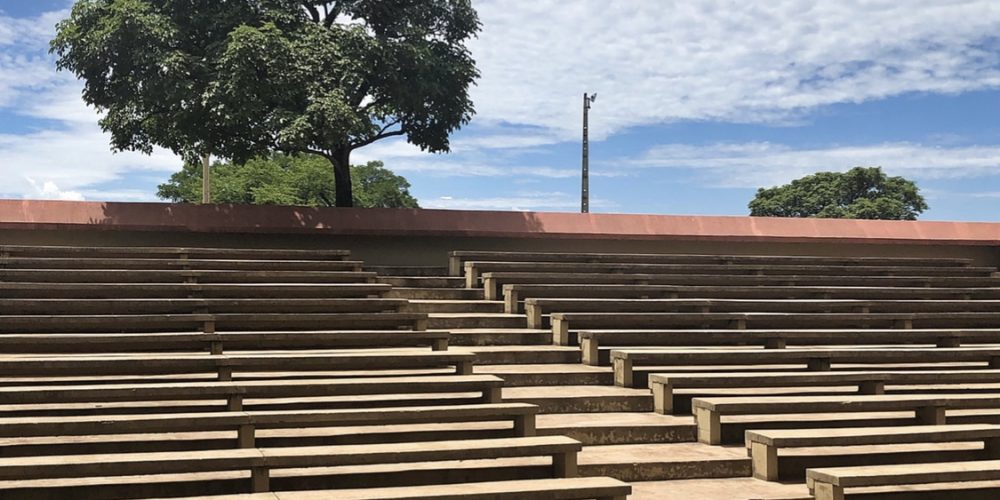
xmin=2 ymin=199 xmax=998 ymax=267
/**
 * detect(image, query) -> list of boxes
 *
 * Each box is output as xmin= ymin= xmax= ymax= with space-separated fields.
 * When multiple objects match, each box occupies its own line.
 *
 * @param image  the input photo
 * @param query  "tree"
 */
xmin=52 ymin=0 xmax=480 ymax=207
xmin=748 ymin=167 xmax=928 ymax=220
xmin=157 ymin=154 xmax=419 ymax=208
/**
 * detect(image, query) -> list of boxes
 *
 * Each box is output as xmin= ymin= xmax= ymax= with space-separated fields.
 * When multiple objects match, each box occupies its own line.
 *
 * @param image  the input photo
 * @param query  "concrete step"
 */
xmin=503 ymin=385 xmax=653 ymax=413
xmin=386 ymin=287 xmax=485 ymax=300
xmin=366 ymin=266 xmax=447 ymax=277
xmin=379 ymin=276 xmax=465 ymax=288
xmin=578 ymin=443 xmax=750 ymax=482
xmin=476 ymin=364 xmax=612 ymax=386
xmin=453 ymin=346 xmax=581 ymax=365
xmin=405 ymin=300 xmax=504 ymax=314
xmin=448 ymin=328 xmax=552 ymax=346
xmin=538 ymin=412 xmax=695 ymax=445
xmin=628 ymin=477 xmax=810 ymax=500
xmin=427 ymin=313 xmax=527 ymax=329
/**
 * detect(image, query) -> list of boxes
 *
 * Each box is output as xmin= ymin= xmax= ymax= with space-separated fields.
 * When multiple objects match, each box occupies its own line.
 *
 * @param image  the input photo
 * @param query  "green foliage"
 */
xmin=52 ymin=1 xmax=480 ymax=206
xmin=748 ymin=167 xmax=928 ymax=220
xmin=156 ymin=155 xmax=419 ymax=209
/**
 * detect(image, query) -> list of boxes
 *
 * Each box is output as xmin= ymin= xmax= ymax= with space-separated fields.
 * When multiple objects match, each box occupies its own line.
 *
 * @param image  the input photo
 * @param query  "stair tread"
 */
xmin=579 ymin=442 xmax=747 ymax=466
xmin=538 ymin=412 xmax=693 ymax=428
xmin=503 ymin=384 xmax=650 ymax=398
xmin=629 ymin=477 xmax=809 ymax=500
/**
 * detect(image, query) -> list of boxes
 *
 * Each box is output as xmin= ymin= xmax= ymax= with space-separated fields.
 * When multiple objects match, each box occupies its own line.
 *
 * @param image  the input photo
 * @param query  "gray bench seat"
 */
xmin=0 ymin=257 xmax=364 ymax=271
xmin=612 ymin=347 xmax=1000 ymax=387
xmin=0 ymin=312 xmax=429 ymax=333
xmin=175 ymin=477 xmax=631 ymax=499
xmin=579 ymin=328 xmax=1000 ymax=365
xmin=481 ymin=272 xmax=1000 ymax=300
xmin=553 ymin=312 xmax=1000 ymax=346
xmin=0 ymin=245 xmax=352 ymax=261
xmin=0 ymin=331 xmax=449 ymax=354
xmin=0 ymin=282 xmax=392 ymax=299
xmin=747 ymin=424 xmax=1000 ymax=480
xmin=806 ymin=459 xmax=1000 ymax=500
xmin=0 ymin=436 xmax=583 ymax=492
xmin=0 ymin=269 xmax=378 ymax=284
xmin=649 ymin=369 xmax=1000 ymax=414
xmin=691 ymin=393 xmax=1000 ymax=445
xmin=0 ymin=298 xmax=408 ymax=315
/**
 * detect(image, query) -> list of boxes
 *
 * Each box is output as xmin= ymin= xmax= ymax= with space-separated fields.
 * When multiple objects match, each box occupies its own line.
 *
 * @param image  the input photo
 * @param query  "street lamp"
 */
xmin=581 ymin=92 xmax=596 ymax=213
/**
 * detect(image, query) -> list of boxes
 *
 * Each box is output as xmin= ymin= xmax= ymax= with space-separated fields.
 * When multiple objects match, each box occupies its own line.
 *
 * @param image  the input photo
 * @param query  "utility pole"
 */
xmin=201 ymin=151 xmax=211 ymax=204
xmin=581 ymin=92 xmax=596 ymax=213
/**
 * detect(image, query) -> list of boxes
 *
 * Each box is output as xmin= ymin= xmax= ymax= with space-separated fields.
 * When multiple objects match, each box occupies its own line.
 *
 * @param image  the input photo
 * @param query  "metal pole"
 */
xmin=581 ymin=93 xmax=590 ymax=213
xmin=201 ymin=152 xmax=211 ymax=204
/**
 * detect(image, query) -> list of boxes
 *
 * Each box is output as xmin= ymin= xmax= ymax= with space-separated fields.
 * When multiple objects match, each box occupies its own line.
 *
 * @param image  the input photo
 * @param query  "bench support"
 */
xmin=985 ymin=437 xmax=1000 ymax=458
xmin=552 ymin=319 xmax=572 ymax=346
xmin=937 ymin=337 xmax=961 ymax=348
xmin=807 ymin=358 xmax=832 ymax=371
xmin=764 ymin=338 xmax=786 ymax=349
xmin=812 ymin=481 xmax=845 ymax=500
xmin=483 ymin=278 xmax=500 ymax=300
xmin=503 ymin=289 xmax=520 ymax=314
xmin=485 ymin=386 xmax=503 ymax=404
xmin=553 ymin=451 xmax=578 ymax=477
xmin=581 ymin=337 xmax=600 ymax=366
xmin=695 ymin=407 xmax=722 ymax=445
xmin=858 ymin=380 xmax=885 ymax=395
xmin=514 ymin=414 xmax=536 ymax=437
xmin=457 ymin=360 xmax=474 ymax=376
xmin=250 ymin=466 xmax=270 ymax=492
xmin=227 ymin=395 xmax=243 ymax=411
xmin=218 ymin=367 xmax=233 ymax=381
xmin=237 ymin=424 xmax=255 ymax=448
xmin=750 ymin=441 xmax=778 ymax=481
xmin=526 ymin=304 xmax=544 ymax=330
xmin=613 ymin=357 xmax=633 ymax=388
xmin=915 ymin=405 xmax=946 ymax=425
xmin=431 ymin=338 xmax=449 ymax=351
xmin=651 ymin=380 xmax=673 ymax=414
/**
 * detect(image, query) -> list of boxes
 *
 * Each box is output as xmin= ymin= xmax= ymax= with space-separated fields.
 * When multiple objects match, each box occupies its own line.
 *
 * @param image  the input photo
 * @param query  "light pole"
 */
xmin=581 ymin=92 xmax=596 ymax=213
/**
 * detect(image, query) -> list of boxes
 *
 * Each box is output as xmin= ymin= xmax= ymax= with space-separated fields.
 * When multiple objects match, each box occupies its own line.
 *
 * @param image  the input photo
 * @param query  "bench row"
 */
xmin=0 ymin=269 xmax=378 ymax=283
xmin=0 ymin=298 xmax=408 ymax=315
xmin=0 ymin=257 xmax=365 ymax=271
xmin=1 ymin=245 xmax=352 ymax=261
xmin=0 ymin=312 xmax=429 ymax=333
xmin=0 ymin=282 xmax=392 ymax=298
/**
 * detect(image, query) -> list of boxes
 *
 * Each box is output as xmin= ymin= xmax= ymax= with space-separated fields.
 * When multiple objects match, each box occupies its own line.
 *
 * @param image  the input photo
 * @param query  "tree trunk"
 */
xmin=330 ymin=149 xmax=354 ymax=207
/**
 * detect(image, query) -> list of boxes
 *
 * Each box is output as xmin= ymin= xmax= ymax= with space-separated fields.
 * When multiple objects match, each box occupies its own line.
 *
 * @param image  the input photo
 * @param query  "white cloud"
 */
xmin=470 ymin=0 xmax=1000 ymax=138
xmin=633 ymin=141 xmax=1000 ymax=187
xmin=23 ymin=177 xmax=83 ymax=201
xmin=424 ymin=190 xmax=613 ymax=211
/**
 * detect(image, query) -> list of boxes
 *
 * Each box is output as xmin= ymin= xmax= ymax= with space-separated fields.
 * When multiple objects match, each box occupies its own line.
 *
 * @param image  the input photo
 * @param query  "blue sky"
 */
xmin=1 ymin=1 xmax=1000 ymax=221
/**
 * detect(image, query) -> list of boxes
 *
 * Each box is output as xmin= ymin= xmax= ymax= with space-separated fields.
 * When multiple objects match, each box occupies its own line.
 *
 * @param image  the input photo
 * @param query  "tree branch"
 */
xmin=351 ymin=127 xmax=406 ymax=150
xmin=303 ymin=3 xmax=321 ymax=23
xmin=324 ymin=1 xmax=343 ymax=28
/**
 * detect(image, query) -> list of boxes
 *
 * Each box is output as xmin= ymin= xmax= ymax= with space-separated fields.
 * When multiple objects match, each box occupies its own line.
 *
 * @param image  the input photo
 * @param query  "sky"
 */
xmin=1 ymin=1 xmax=1000 ymax=221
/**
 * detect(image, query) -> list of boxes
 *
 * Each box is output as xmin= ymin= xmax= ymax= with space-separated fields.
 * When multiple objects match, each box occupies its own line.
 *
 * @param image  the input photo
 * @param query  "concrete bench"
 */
xmin=0 ymin=269 xmax=378 ymax=284
xmin=0 ymin=257 xmax=365 ymax=271
xmin=173 ymin=477 xmax=631 ymax=499
xmin=649 ymin=369 xmax=1000 ymax=414
xmin=448 ymin=250 xmax=973 ymax=276
xmin=691 ymin=393 xmax=1000 ymax=445
xmin=0 ymin=312 xmax=429 ymax=333
xmin=612 ymin=347 xmax=1000 ymax=387
xmin=0 ymin=436 xmax=583 ymax=492
xmin=0 ymin=375 xmax=501 ymax=409
xmin=503 ymin=284 xmax=1000 ymax=313
xmin=0 ymin=282 xmax=393 ymax=299
xmin=579 ymin=328 xmax=1000 ymax=365
xmin=526 ymin=298 xmax=1000 ymax=329
xmin=806 ymin=459 xmax=1000 ymax=500
xmin=481 ymin=272 xmax=1000 ymax=300
xmin=466 ymin=260 xmax=993 ymax=288
xmin=747 ymin=424 xmax=1000 ymax=481
xmin=0 ymin=298 xmax=408 ymax=315
xmin=0 ymin=245 xmax=352 ymax=261
xmin=553 ymin=312 xmax=1000 ymax=346
xmin=0 ymin=403 xmax=539 ymax=450
xmin=0 ymin=330 xmax=450 ymax=354
xmin=0 ymin=352 xmax=475 ymax=381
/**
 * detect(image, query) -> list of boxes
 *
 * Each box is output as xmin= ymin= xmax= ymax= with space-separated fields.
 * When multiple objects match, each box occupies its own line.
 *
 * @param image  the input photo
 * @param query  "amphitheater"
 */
xmin=2 ymin=199 xmax=1000 ymax=500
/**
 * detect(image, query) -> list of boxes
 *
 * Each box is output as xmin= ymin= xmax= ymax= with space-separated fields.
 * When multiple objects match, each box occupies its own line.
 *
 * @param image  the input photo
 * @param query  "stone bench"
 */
xmin=0 ymin=282 xmax=393 ymax=299
xmin=526 ymin=298 xmax=1000 ymax=329
xmin=447 ymin=250 xmax=973 ymax=276
xmin=0 ymin=436 xmax=583 ymax=493
xmin=152 ymin=477 xmax=633 ymax=500
xmin=0 ymin=269 xmax=379 ymax=284
xmin=553 ymin=311 xmax=1000 ymax=346
xmin=612 ymin=347 xmax=1000 ymax=387
xmin=0 ymin=245 xmax=352 ymax=261
xmin=0 ymin=257 xmax=365 ymax=271
xmin=691 ymin=393 xmax=1000 ymax=445
xmin=0 ymin=403 xmax=539 ymax=452
xmin=0 ymin=351 xmax=475 ymax=381
xmin=747 ymin=423 xmax=1000 ymax=481
xmin=0 ymin=330 xmax=450 ymax=354
xmin=649 ymin=369 xmax=1000 ymax=414
xmin=806 ymin=459 xmax=1000 ymax=500
xmin=0 ymin=298 xmax=409 ymax=315
xmin=0 ymin=312 xmax=429 ymax=333
xmin=579 ymin=328 xmax=1000 ymax=365
xmin=481 ymin=272 xmax=1000 ymax=300
xmin=502 ymin=283 xmax=1000 ymax=313
xmin=466 ymin=260 xmax=992 ymax=288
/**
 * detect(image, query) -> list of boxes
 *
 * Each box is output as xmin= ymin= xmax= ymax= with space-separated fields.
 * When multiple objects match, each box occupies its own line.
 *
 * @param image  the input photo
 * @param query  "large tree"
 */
xmin=52 ymin=0 xmax=479 ymax=207
xmin=157 ymin=154 xmax=419 ymax=208
xmin=748 ymin=167 xmax=928 ymax=220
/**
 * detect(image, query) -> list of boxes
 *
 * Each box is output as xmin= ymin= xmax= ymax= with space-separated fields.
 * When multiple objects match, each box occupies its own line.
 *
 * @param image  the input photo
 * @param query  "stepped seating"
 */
xmin=806 ymin=460 xmax=1000 ymax=500
xmin=502 ymin=284 xmax=1000 ymax=314
xmin=0 ymin=281 xmax=392 ymax=298
xmin=612 ymin=347 xmax=1000 ymax=387
xmin=0 ymin=245 xmax=353 ymax=260
xmin=0 ymin=256 xmax=366 ymax=271
xmin=172 ymin=476 xmax=632 ymax=500
xmin=746 ymin=424 xmax=1000 ymax=481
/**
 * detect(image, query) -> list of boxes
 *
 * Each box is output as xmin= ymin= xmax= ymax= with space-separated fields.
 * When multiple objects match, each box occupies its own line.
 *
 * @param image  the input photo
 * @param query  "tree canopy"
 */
xmin=52 ymin=0 xmax=480 ymax=207
xmin=748 ymin=167 xmax=928 ymax=220
xmin=157 ymin=155 xmax=419 ymax=208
